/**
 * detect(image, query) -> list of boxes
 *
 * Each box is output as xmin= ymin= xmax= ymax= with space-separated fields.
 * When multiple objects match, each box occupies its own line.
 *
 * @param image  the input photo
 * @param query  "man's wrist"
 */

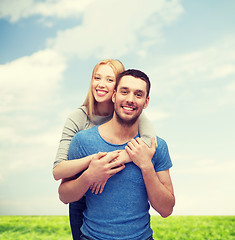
xmin=140 ymin=161 xmax=155 ymax=174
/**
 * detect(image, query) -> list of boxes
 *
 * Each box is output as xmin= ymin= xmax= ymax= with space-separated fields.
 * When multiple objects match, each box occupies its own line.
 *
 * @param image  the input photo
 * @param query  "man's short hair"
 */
xmin=115 ymin=69 xmax=151 ymax=97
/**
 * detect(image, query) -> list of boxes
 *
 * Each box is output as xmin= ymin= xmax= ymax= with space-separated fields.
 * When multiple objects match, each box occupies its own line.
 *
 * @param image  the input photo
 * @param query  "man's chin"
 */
xmin=116 ymin=113 xmax=138 ymax=126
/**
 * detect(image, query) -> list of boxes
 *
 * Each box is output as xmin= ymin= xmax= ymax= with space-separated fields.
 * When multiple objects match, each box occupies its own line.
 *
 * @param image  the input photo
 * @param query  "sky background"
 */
xmin=0 ymin=0 xmax=234 ymax=216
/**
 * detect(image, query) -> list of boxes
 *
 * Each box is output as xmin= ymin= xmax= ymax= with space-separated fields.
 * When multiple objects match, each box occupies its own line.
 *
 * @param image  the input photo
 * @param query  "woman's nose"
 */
xmin=97 ymin=78 xmax=105 ymax=87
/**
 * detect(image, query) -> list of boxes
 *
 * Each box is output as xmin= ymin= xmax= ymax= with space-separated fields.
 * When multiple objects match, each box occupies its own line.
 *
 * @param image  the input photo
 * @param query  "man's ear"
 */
xmin=112 ymin=90 xmax=116 ymax=103
xmin=144 ymin=96 xmax=149 ymax=109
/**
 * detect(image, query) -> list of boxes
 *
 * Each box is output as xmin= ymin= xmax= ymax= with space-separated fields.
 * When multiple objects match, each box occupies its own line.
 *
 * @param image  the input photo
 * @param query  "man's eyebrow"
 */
xmin=135 ymin=89 xmax=144 ymax=93
xmin=119 ymin=87 xmax=129 ymax=90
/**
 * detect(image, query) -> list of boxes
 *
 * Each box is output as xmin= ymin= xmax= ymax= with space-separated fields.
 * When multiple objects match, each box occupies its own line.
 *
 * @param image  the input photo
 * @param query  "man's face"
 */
xmin=112 ymin=75 xmax=149 ymax=126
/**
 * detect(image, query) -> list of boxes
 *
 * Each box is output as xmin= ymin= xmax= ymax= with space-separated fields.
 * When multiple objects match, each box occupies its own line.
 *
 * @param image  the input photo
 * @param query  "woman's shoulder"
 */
xmin=68 ymin=106 xmax=88 ymax=119
xmin=64 ymin=106 xmax=90 ymax=131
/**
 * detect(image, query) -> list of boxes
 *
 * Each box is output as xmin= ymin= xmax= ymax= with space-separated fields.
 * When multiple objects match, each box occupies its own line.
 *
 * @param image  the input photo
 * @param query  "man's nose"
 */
xmin=126 ymin=93 xmax=134 ymax=103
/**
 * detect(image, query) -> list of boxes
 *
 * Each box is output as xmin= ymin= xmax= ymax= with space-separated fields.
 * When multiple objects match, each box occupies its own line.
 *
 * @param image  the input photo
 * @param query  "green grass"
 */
xmin=0 ymin=216 xmax=234 ymax=240
xmin=151 ymin=216 xmax=235 ymax=240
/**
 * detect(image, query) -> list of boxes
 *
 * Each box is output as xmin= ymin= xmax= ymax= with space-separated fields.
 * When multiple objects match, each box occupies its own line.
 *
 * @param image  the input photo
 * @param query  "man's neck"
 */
xmin=95 ymin=101 xmax=114 ymax=116
xmin=98 ymin=116 xmax=139 ymax=145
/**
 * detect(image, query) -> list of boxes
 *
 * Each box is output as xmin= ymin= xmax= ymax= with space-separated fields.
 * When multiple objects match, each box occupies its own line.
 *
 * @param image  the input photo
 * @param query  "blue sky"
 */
xmin=0 ymin=0 xmax=234 ymax=216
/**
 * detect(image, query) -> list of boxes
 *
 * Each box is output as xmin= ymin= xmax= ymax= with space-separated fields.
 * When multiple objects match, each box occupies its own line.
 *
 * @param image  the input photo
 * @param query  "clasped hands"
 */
xmin=88 ymin=137 xmax=156 ymax=194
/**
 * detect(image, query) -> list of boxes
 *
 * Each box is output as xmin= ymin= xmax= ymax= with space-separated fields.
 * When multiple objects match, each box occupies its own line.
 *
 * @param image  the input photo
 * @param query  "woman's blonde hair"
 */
xmin=83 ymin=59 xmax=125 ymax=119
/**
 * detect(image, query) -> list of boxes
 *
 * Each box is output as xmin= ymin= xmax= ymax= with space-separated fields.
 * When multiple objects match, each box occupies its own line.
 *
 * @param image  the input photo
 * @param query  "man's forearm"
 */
xmin=141 ymin=166 xmax=175 ymax=218
xmin=58 ymin=151 xmax=126 ymax=204
xmin=58 ymin=171 xmax=91 ymax=204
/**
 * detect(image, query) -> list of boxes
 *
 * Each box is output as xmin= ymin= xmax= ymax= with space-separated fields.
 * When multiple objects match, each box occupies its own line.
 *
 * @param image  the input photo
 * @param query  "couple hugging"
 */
xmin=53 ymin=59 xmax=175 ymax=240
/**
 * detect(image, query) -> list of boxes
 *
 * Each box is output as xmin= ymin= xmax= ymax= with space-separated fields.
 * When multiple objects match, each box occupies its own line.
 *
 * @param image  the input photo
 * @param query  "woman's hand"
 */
xmin=88 ymin=151 xmax=125 ymax=194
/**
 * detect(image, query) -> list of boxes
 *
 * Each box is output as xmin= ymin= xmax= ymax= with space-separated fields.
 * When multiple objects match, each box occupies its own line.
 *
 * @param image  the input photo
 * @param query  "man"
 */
xmin=59 ymin=69 xmax=175 ymax=240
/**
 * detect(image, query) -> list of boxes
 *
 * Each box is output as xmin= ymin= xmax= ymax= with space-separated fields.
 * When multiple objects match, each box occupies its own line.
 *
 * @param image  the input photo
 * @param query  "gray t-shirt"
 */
xmin=54 ymin=106 xmax=156 ymax=168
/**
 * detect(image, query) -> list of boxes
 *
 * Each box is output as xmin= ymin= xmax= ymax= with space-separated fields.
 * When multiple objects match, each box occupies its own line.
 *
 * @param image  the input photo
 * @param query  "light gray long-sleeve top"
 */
xmin=53 ymin=106 xmax=156 ymax=168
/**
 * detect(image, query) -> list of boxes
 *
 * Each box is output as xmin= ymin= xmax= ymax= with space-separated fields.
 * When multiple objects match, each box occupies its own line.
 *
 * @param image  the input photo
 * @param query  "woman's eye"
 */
xmin=94 ymin=77 xmax=100 ymax=80
xmin=107 ymin=78 xmax=114 ymax=82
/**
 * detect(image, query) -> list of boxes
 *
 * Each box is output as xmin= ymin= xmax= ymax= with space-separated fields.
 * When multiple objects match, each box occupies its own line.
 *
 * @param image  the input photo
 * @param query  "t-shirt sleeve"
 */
xmin=138 ymin=112 xmax=157 ymax=148
xmin=153 ymin=137 xmax=172 ymax=172
xmin=68 ymin=136 xmax=81 ymax=160
xmin=53 ymin=108 xmax=88 ymax=168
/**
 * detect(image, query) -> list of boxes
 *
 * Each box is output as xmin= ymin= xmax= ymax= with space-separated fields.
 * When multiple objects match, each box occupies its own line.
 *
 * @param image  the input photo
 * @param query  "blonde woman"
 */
xmin=53 ymin=59 xmax=156 ymax=240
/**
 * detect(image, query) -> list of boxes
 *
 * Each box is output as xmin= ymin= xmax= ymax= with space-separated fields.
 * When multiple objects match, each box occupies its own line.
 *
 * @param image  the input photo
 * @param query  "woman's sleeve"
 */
xmin=138 ymin=112 xmax=157 ymax=148
xmin=53 ymin=108 xmax=88 ymax=168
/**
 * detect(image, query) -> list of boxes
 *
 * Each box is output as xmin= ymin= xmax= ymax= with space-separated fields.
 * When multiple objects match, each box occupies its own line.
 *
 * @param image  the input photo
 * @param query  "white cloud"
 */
xmin=170 ymin=153 xmax=235 ymax=215
xmin=218 ymin=81 xmax=235 ymax=106
xmin=149 ymin=36 xmax=235 ymax=100
xmin=0 ymin=48 xmax=66 ymax=112
xmin=0 ymin=49 xmax=67 ymax=180
xmin=48 ymin=0 xmax=183 ymax=59
xmin=173 ymin=154 xmax=235 ymax=175
xmin=145 ymin=108 xmax=170 ymax=121
xmin=0 ymin=0 xmax=95 ymax=22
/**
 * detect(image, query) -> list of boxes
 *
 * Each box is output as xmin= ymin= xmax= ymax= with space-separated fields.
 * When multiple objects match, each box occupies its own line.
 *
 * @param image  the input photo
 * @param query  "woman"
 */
xmin=53 ymin=59 xmax=156 ymax=239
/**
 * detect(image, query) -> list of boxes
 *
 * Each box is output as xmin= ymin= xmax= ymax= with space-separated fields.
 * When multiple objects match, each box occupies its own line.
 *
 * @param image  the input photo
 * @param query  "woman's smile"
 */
xmin=96 ymin=89 xmax=108 ymax=97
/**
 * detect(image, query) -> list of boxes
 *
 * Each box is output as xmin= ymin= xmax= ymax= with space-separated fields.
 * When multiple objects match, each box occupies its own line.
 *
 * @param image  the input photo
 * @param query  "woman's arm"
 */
xmin=138 ymin=112 xmax=157 ymax=148
xmin=53 ymin=108 xmax=89 ymax=180
xmin=53 ymin=154 xmax=95 ymax=180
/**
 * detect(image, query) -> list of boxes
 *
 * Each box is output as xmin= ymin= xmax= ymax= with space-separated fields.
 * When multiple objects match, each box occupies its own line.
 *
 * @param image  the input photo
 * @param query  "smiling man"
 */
xmin=59 ymin=69 xmax=175 ymax=240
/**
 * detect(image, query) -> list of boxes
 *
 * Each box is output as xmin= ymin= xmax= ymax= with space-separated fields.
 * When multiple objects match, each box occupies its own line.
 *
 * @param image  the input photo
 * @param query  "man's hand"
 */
xmin=87 ymin=151 xmax=126 ymax=194
xmin=125 ymin=137 xmax=156 ymax=170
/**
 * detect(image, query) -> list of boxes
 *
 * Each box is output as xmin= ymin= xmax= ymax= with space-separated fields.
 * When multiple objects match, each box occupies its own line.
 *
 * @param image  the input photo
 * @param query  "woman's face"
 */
xmin=92 ymin=64 xmax=116 ymax=103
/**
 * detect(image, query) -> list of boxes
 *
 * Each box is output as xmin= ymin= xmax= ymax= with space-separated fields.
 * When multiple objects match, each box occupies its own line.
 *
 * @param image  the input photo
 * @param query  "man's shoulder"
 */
xmin=74 ymin=125 xmax=99 ymax=139
xmin=77 ymin=125 xmax=98 ymax=135
xmin=152 ymin=136 xmax=172 ymax=171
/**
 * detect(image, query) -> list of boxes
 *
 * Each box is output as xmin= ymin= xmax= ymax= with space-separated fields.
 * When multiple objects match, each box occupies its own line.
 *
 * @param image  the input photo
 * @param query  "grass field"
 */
xmin=0 ymin=216 xmax=234 ymax=240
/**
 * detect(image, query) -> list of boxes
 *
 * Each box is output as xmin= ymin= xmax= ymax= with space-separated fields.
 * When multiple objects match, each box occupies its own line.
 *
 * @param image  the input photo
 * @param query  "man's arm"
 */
xmin=125 ymin=137 xmax=175 ymax=218
xmin=59 ymin=151 xmax=126 ymax=204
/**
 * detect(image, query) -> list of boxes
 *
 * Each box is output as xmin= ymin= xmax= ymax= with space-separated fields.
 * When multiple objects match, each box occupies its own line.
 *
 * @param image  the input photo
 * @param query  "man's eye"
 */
xmin=121 ymin=91 xmax=127 ymax=94
xmin=107 ymin=79 xmax=114 ymax=82
xmin=94 ymin=77 xmax=100 ymax=80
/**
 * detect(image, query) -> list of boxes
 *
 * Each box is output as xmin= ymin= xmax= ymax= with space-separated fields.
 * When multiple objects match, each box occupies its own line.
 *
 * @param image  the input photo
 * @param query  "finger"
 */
xmin=109 ymin=164 xmax=125 ymax=175
xmin=151 ymin=137 xmax=157 ymax=149
xmin=97 ymin=152 xmax=107 ymax=159
xmin=113 ymin=149 xmax=122 ymax=154
xmin=95 ymin=184 xmax=101 ymax=195
xmin=103 ymin=151 xmax=119 ymax=163
xmin=109 ymin=159 xmax=125 ymax=169
xmin=91 ymin=184 xmax=96 ymax=193
xmin=135 ymin=137 xmax=144 ymax=145
xmin=99 ymin=182 xmax=107 ymax=194
xmin=127 ymin=141 xmax=134 ymax=150
xmin=130 ymin=138 xmax=138 ymax=146
xmin=125 ymin=145 xmax=133 ymax=157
